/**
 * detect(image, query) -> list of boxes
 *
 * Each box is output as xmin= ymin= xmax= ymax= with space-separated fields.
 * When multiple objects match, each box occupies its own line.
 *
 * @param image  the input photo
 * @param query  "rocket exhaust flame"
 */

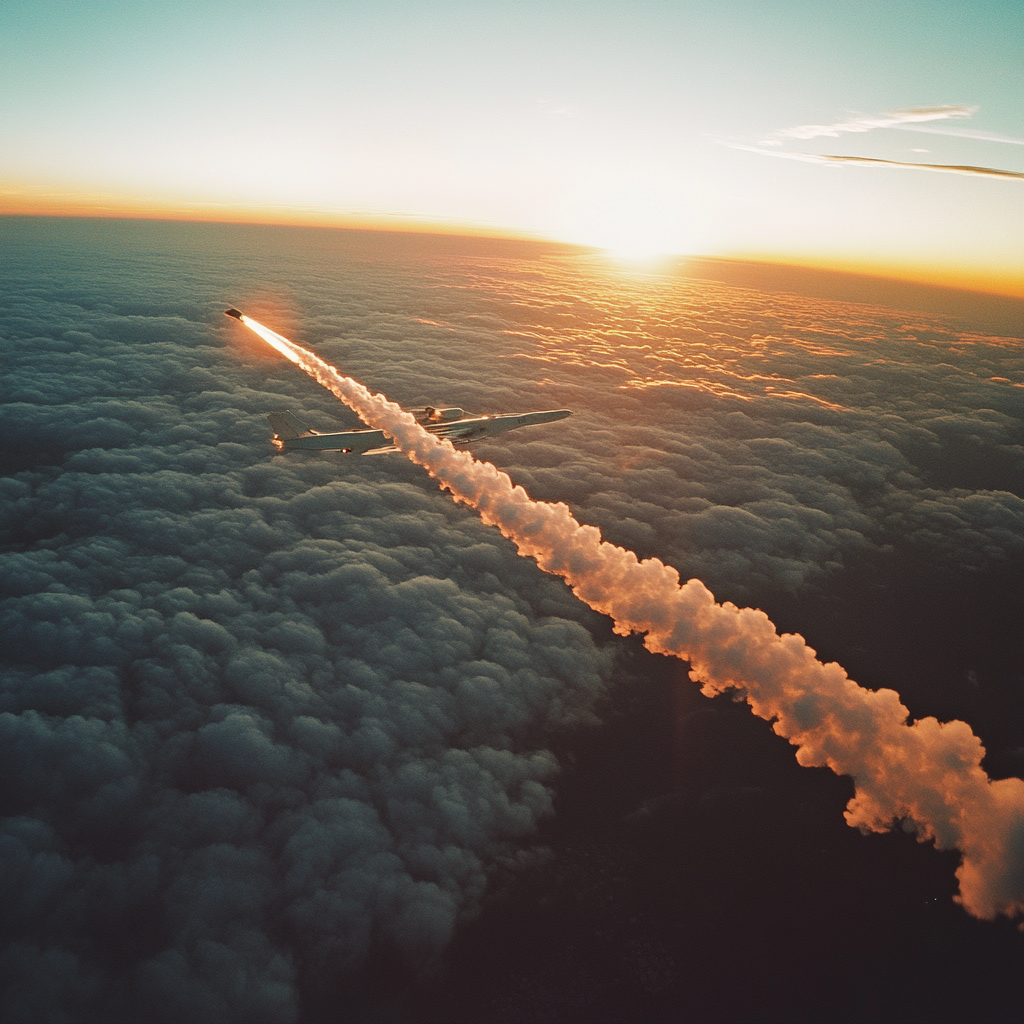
xmin=236 ymin=313 xmax=1024 ymax=923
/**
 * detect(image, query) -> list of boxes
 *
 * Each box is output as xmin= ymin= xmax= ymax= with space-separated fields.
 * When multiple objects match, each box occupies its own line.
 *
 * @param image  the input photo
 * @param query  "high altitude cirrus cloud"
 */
xmin=732 ymin=144 xmax=1024 ymax=180
xmin=2 ymin=218 xmax=1022 ymax=1022
xmin=764 ymin=105 xmax=978 ymax=143
xmin=744 ymin=104 xmax=1024 ymax=179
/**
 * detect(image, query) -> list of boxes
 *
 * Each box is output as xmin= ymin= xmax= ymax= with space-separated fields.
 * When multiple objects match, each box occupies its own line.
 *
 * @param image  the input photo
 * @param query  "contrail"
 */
xmin=236 ymin=313 xmax=1024 ymax=923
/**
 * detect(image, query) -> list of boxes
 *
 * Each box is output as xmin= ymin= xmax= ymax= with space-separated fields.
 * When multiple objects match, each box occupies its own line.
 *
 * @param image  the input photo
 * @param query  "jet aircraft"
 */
xmin=222 ymin=307 xmax=571 ymax=454
xmin=267 ymin=406 xmax=572 ymax=455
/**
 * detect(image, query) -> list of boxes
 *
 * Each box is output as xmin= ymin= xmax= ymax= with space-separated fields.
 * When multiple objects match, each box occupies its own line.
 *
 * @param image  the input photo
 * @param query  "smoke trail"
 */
xmin=238 ymin=315 xmax=1024 ymax=923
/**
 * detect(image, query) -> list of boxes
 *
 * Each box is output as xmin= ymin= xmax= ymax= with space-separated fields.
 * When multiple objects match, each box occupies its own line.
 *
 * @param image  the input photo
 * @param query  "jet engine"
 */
xmin=424 ymin=407 xmax=465 ymax=422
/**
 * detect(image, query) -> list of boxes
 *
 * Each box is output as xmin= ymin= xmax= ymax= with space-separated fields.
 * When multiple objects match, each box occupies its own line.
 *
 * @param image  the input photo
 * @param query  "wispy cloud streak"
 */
xmin=732 ymin=143 xmax=1024 ymax=180
xmin=814 ymin=153 xmax=1024 ymax=179
xmin=900 ymin=125 xmax=1024 ymax=146
xmin=237 ymin=314 xmax=1024 ymax=924
xmin=733 ymin=103 xmax=1024 ymax=180
xmin=766 ymin=105 xmax=977 ymax=143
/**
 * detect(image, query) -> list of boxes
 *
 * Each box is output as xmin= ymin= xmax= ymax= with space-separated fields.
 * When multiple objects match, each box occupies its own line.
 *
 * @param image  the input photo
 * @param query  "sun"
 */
xmin=585 ymin=215 xmax=678 ymax=262
xmin=596 ymin=226 xmax=678 ymax=267
xmin=561 ymin=191 xmax=689 ymax=266
xmin=606 ymin=241 xmax=672 ymax=263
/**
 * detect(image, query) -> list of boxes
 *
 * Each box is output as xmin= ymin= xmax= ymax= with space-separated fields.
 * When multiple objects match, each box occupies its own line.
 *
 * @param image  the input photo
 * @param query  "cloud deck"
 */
xmin=1 ymin=218 xmax=1021 ymax=1023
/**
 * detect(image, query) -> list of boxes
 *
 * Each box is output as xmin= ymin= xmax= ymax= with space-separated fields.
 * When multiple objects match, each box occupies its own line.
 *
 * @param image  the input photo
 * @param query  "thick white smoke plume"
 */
xmin=240 ymin=315 xmax=1024 ymax=923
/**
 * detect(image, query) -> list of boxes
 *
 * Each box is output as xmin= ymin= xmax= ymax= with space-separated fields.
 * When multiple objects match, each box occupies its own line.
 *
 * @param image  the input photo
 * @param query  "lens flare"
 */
xmin=233 ymin=313 xmax=1024 ymax=924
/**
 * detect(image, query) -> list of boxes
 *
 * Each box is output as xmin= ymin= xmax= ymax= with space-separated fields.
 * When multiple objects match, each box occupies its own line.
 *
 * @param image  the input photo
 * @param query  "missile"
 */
xmin=224 ymin=308 xmax=243 ymax=320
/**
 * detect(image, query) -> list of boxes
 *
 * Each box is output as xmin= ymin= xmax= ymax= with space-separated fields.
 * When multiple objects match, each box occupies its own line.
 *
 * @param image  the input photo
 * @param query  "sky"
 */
xmin=1 ymin=218 xmax=1021 ymax=1023
xmin=1 ymin=0 xmax=1023 ymax=294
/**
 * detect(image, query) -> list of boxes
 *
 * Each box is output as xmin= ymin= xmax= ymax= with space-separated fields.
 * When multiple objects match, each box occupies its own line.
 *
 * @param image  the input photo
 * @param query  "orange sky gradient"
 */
xmin=2 ymin=3 xmax=1021 ymax=300
xmin=3 ymin=185 xmax=1020 ymax=302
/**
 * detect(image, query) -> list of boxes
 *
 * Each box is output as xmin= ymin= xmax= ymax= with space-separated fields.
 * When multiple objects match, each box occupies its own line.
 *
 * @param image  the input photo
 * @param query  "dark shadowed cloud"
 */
xmin=1 ymin=221 xmax=615 ymax=1022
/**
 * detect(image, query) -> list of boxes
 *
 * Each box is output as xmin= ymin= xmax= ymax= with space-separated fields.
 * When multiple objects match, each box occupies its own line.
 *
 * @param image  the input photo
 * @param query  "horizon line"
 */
xmin=2 ymin=206 xmax=1021 ymax=303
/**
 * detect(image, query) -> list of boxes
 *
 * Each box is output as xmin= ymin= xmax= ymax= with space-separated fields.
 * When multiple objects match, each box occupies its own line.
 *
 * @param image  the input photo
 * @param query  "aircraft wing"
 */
xmin=283 ymin=430 xmax=392 ymax=453
xmin=267 ymin=412 xmax=391 ymax=453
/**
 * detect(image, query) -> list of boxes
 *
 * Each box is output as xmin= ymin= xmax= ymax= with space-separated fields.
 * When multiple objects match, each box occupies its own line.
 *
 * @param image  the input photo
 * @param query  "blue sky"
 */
xmin=2 ymin=1 xmax=1022 ymax=291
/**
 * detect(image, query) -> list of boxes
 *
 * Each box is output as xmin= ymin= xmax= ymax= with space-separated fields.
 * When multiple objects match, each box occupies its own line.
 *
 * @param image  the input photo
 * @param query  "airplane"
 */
xmin=221 ymin=307 xmax=571 ymax=454
xmin=267 ymin=406 xmax=572 ymax=455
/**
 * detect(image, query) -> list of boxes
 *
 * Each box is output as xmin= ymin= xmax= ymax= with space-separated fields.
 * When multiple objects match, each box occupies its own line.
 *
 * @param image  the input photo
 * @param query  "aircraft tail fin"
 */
xmin=267 ymin=412 xmax=313 ymax=439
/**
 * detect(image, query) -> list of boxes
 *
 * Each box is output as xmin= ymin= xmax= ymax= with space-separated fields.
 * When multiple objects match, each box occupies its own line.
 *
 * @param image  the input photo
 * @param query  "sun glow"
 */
xmin=579 ymin=218 xmax=688 ymax=263
xmin=606 ymin=241 xmax=672 ymax=262
xmin=549 ymin=175 xmax=705 ymax=264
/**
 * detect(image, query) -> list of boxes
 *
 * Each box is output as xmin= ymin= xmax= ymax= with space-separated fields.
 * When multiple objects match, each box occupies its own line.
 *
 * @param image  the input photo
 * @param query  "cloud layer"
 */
xmin=1 ymin=225 xmax=614 ymax=1022
xmin=2 ymin=217 xmax=1022 ymax=1021
xmin=237 ymin=314 xmax=1024 ymax=922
